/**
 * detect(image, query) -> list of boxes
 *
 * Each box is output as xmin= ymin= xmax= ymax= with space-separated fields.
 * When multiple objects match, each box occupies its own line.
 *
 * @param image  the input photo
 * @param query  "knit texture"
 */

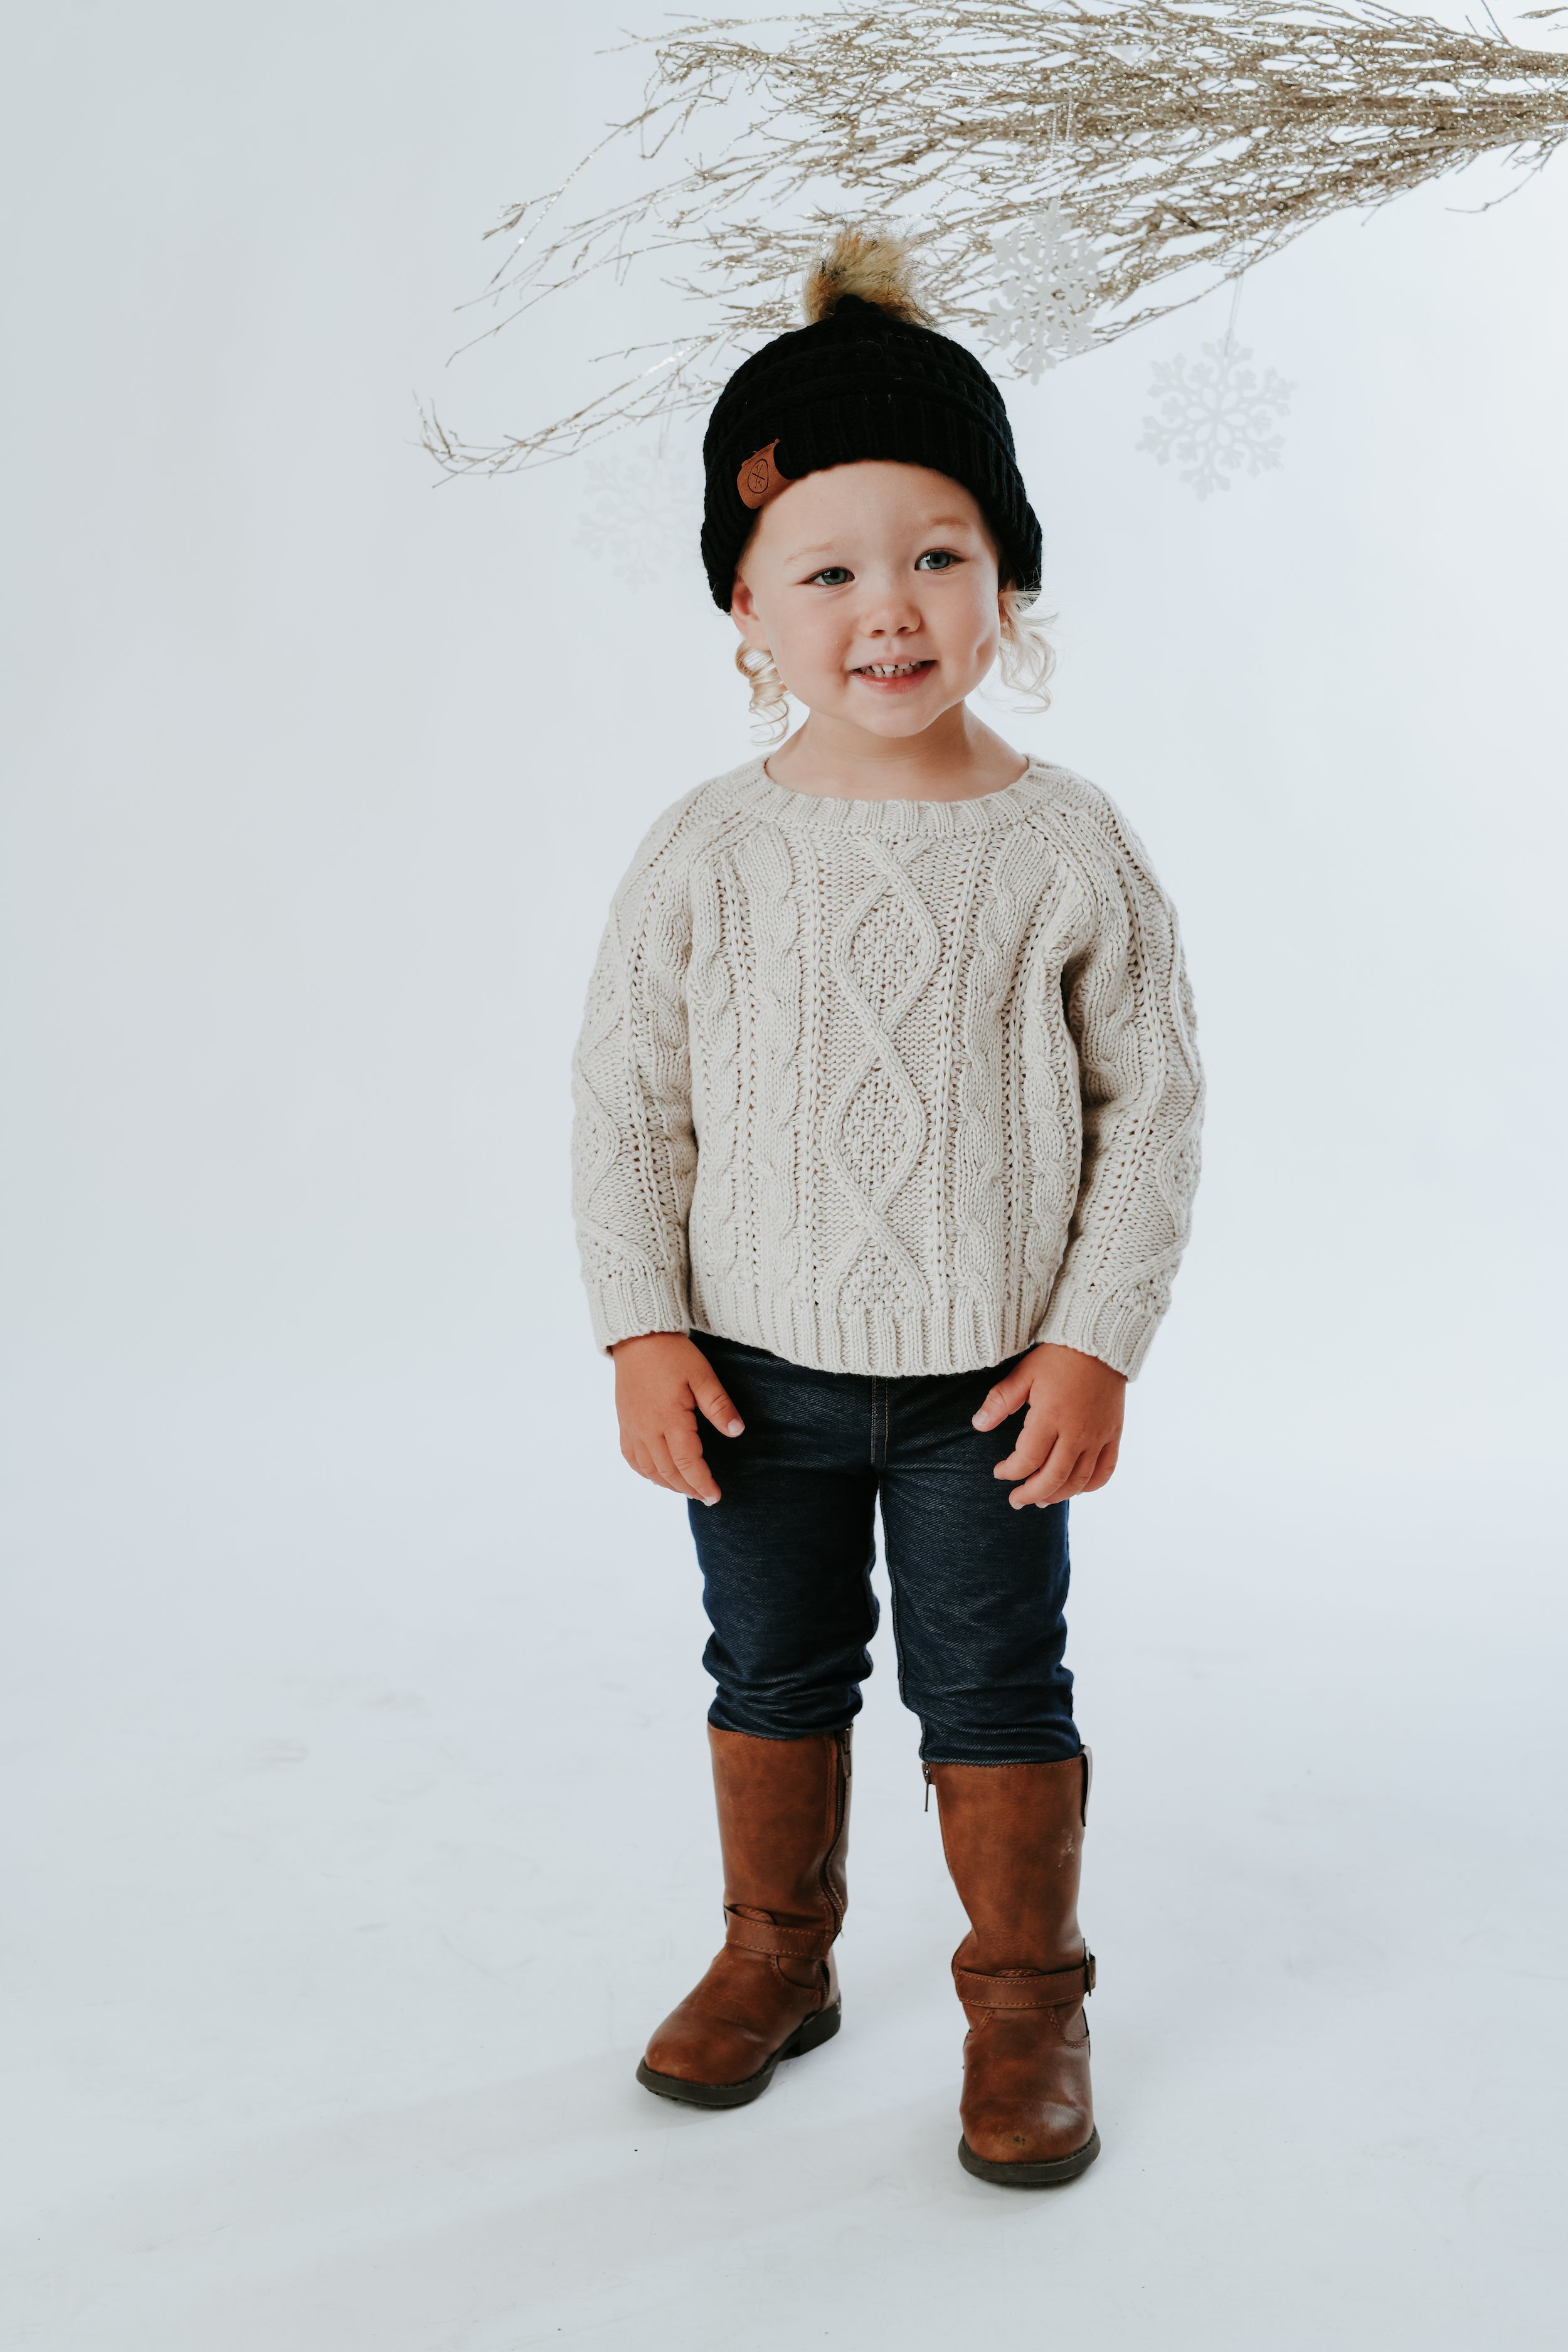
xmin=571 ymin=759 xmax=1203 ymax=1380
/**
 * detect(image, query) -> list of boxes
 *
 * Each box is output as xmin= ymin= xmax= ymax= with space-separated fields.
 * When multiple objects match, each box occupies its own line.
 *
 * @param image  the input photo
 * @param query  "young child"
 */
xmin=570 ymin=229 xmax=1203 ymax=2186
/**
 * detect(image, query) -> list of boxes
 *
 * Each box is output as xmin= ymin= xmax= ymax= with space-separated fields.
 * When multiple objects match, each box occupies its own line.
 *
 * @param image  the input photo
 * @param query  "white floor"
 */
xmin=4 ymin=1368 xmax=1562 ymax=2350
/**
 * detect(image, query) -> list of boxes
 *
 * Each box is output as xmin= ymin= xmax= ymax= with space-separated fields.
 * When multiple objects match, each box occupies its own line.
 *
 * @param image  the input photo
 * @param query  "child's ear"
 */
xmin=729 ymin=576 xmax=766 ymax=647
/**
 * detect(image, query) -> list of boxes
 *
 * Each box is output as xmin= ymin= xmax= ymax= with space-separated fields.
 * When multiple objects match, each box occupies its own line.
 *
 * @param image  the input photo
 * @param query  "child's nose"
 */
xmin=855 ymin=591 xmax=922 ymax=635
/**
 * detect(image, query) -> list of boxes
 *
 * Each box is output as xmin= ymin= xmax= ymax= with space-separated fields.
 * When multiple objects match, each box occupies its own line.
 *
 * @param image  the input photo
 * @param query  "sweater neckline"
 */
xmin=739 ymin=756 xmax=1044 ymax=839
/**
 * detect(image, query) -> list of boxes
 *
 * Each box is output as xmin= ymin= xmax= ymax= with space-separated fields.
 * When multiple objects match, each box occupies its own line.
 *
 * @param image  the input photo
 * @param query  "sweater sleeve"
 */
xmin=569 ymin=805 xmax=700 ymax=1353
xmin=1031 ymin=795 xmax=1205 ymax=1380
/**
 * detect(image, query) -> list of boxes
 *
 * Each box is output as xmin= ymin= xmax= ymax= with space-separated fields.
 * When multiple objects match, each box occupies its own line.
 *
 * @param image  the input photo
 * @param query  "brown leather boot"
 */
xmin=636 ymin=1724 xmax=850 ymax=2109
xmin=927 ymin=1749 xmax=1099 ymax=2185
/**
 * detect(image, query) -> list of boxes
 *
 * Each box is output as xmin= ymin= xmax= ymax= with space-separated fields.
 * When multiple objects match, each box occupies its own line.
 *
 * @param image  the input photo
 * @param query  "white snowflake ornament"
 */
xmin=1137 ymin=335 xmax=1294 ymax=500
xmin=983 ymin=198 xmax=1103 ymax=383
xmin=574 ymin=443 xmax=705 ymax=588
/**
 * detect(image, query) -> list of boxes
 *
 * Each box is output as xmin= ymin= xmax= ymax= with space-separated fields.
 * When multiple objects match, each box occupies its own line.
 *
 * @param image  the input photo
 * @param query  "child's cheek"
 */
xmin=792 ymin=617 xmax=844 ymax=702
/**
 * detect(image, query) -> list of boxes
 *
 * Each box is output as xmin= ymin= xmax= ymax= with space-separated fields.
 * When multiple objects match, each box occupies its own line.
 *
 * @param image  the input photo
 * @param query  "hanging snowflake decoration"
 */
xmin=573 ymin=442 xmax=706 ymax=588
xmin=982 ymin=198 xmax=1103 ymax=383
xmin=1137 ymin=333 xmax=1295 ymax=500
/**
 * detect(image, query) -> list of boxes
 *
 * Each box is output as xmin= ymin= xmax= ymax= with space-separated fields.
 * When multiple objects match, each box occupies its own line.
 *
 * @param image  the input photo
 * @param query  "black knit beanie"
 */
xmin=701 ymin=230 xmax=1042 ymax=612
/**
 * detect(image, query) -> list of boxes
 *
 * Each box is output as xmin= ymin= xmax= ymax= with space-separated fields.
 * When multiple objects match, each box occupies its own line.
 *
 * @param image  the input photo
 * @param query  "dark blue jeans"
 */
xmin=686 ymin=1333 xmax=1079 ymax=1766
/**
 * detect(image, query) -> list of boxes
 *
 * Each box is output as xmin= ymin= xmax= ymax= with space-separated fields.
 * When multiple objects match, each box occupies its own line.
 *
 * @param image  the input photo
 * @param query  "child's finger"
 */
xmin=1080 ymin=1438 xmax=1120 ymax=1493
xmin=692 ymin=1377 xmax=745 ymax=1438
xmin=972 ymin=1362 xmax=1034 ymax=1431
xmin=623 ymin=1439 xmax=665 ymax=1490
xmin=642 ymin=1432 xmax=696 ymax=1497
xmin=625 ymin=1429 xmax=682 ymax=1496
xmin=1052 ymin=1443 xmax=1104 ymax=1501
xmin=992 ymin=1398 xmax=1056 ymax=1480
xmin=1009 ymin=1434 xmax=1088 ymax=1508
xmin=667 ymin=1419 xmax=722 ymax=1506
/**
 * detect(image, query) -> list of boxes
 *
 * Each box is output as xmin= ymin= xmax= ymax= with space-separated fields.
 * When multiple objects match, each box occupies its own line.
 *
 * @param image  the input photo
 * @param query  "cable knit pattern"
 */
xmin=571 ymin=758 xmax=1203 ymax=1379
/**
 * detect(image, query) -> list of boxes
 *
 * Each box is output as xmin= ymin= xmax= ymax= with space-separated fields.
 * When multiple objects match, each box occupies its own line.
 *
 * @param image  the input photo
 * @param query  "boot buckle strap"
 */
xmin=723 ymin=1909 xmax=835 ymax=1962
xmin=954 ymin=1950 xmax=1095 ymax=2010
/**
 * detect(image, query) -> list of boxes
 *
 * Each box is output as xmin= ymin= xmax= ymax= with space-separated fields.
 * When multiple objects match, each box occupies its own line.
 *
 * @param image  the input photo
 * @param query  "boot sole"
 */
xmin=958 ymin=2125 xmax=1101 ymax=2187
xmin=635 ymin=2000 xmax=842 ymax=2109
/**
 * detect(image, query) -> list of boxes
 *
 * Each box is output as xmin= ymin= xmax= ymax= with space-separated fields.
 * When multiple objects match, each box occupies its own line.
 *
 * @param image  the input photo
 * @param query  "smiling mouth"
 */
xmin=853 ymin=659 xmax=933 ymax=679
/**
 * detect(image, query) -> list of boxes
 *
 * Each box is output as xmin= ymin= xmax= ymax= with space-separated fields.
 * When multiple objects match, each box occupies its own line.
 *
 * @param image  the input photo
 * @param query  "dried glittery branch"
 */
xmin=423 ymin=0 xmax=1568 ymax=474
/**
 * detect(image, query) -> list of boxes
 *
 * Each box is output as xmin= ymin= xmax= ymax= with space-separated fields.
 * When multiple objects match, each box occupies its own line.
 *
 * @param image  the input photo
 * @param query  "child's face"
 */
xmin=731 ymin=462 xmax=1004 ymax=738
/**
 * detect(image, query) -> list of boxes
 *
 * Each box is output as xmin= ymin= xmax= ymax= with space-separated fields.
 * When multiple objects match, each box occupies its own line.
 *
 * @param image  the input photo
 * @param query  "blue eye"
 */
xmin=916 ymin=549 xmax=958 ymax=570
xmin=809 ymin=566 xmax=853 ymax=586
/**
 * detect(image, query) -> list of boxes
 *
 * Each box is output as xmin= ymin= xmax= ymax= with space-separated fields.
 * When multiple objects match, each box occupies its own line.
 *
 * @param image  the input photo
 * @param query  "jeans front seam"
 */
xmin=881 ymin=1520 xmax=914 ymax=1723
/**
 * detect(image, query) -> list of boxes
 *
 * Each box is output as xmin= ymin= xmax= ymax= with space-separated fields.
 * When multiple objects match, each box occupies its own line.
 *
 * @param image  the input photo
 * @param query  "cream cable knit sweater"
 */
xmin=571 ymin=756 xmax=1203 ymax=1380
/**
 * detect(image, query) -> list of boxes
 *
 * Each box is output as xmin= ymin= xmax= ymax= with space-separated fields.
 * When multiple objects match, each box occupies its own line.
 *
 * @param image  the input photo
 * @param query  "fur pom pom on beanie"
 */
xmin=700 ymin=227 xmax=1043 ymax=611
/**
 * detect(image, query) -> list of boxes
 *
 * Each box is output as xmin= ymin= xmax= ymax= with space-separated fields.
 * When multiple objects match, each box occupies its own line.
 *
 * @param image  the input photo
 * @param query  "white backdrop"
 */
xmin=3 ymin=4 xmax=1565 ymax=2346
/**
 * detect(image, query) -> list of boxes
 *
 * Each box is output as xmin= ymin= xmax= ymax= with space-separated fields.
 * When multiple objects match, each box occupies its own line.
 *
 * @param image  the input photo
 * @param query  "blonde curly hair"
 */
xmin=736 ymin=585 xmax=1055 ymax=742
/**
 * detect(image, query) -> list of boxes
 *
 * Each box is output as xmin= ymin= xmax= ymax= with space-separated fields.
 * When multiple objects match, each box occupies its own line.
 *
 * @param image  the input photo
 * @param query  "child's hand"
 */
xmin=972 ymin=1342 xmax=1126 ymax=1508
xmin=610 ymin=1332 xmax=746 ymax=1507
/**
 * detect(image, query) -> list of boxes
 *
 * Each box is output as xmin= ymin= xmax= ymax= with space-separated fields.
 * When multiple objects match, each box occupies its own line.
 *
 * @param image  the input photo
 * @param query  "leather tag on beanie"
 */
xmin=736 ymin=440 xmax=795 ymax=511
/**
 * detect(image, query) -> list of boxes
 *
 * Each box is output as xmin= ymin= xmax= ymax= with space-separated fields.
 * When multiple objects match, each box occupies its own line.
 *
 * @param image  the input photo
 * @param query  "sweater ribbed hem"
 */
xmin=585 ymin=1268 xmax=692 ymax=1355
xmin=689 ymin=1271 xmax=1062 ymax=1379
xmin=582 ymin=1267 xmax=1165 ymax=1382
xmin=1032 ymin=1280 xmax=1160 ymax=1381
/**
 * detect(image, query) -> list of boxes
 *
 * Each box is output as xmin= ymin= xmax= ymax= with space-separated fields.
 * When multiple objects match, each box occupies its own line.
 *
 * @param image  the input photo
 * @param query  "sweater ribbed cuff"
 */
xmin=1032 ymin=1279 xmax=1162 ymax=1382
xmin=585 ymin=1268 xmax=692 ymax=1356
